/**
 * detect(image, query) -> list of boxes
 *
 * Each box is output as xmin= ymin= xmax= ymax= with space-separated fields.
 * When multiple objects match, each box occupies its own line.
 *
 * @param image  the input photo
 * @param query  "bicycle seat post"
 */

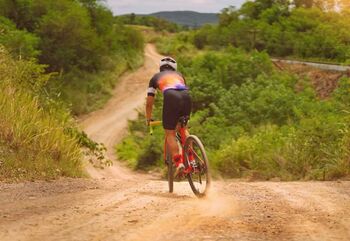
xmin=178 ymin=116 xmax=189 ymax=128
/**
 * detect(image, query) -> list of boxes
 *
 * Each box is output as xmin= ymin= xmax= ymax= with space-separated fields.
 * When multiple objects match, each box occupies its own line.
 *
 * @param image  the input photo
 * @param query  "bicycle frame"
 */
xmin=168 ymin=121 xmax=193 ymax=175
xmin=149 ymin=119 xmax=210 ymax=197
xmin=150 ymin=119 xmax=193 ymax=174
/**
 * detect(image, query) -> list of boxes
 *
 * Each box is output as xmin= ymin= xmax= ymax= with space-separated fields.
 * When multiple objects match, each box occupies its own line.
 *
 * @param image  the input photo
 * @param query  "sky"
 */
xmin=105 ymin=0 xmax=246 ymax=15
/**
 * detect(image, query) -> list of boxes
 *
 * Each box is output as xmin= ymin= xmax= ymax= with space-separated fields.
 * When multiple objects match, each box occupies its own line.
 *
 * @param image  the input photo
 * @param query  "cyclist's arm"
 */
xmin=146 ymin=75 xmax=157 ymax=124
xmin=146 ymin=95 xmax=154 ymax=124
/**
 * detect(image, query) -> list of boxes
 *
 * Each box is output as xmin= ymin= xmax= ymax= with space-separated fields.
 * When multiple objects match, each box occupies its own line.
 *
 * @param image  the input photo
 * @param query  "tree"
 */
xmin=36 ymin=0 xmax=100 ymax=72
xmin=219 ymin=6 xmax=239 ymax=26
xmin=0 ymin=16 xmax=39 ymax=59
xmin=240 ymin=0 xmax=290 ymax=19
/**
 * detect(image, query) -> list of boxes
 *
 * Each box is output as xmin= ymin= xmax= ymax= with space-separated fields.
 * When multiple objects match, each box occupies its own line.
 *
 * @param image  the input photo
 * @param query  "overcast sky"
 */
xmin=105 ymin=0 xmax=246 ymax=15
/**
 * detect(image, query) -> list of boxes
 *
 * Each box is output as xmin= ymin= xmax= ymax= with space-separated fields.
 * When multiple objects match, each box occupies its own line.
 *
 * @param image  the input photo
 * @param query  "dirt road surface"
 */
xmin=1 ymin=45 xmax=349 ymax=241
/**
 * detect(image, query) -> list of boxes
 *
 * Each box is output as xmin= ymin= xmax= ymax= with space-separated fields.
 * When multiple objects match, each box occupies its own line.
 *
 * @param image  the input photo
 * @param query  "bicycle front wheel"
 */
xmin=184 ymin=135 xmax=211 ymax=197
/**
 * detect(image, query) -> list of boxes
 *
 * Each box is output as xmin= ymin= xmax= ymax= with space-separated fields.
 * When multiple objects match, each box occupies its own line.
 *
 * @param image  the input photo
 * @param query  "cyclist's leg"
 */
xmin=163 ymin=90 xmax=182 ymax=162
xmin=165 ymin=130 xmax=179 ymax=159
xmin=180 ymin=90 xmax=193 ymax=162
xmin=178 ymin=90 xmax=192 ymax=138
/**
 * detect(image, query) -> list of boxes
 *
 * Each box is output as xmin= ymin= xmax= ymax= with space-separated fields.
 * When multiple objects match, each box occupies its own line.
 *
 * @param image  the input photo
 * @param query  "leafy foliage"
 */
xmin=191 ymin=1 xmax=350 ymax=63
xmin=0 ymin=16 xmax=39 ymax=59
xmin=0 ymin=0 xmax=145 ymax=114
xmin=0 ymin=0 xmax=145 ymax=179
xmin=115 ymin=1 xmax=350 ymax=180
xmin=116 ymin=14 xmax=184 ymax=33
xmin=118 ymin=44 xmax=350 ymax=180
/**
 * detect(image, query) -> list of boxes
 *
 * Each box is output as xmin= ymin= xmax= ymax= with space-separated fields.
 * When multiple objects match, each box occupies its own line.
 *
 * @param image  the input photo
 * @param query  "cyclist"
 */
xmin=146 ymin=57 xmax=192 ymax=174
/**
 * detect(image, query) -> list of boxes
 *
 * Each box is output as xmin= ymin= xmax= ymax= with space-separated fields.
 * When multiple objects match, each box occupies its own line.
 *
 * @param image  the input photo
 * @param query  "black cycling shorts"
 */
xmin=163 ymin=89 xmax=192 ymax=130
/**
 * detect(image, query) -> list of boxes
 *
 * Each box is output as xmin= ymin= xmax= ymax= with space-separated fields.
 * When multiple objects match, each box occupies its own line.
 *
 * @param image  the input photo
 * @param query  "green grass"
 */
xmin=0 ymin=83 xmax=85 ymax=180
xmin=0 ymin=49 xmax=84 ymax=181
xmin=116 ymin=136 xmax=139 ymax=169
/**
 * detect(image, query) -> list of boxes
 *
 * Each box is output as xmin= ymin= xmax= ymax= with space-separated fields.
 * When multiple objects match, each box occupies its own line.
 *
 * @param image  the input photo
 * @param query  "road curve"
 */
xmin=79 ymin=43 xmax=162 ymax=180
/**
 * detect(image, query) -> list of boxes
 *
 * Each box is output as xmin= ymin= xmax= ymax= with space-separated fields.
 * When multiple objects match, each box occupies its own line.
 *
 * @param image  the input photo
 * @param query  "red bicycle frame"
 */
xmin=149 ymin=119 xmax=210 ymax=197
xmin=164 ymin=123 xmax=193 ymax=175
xmin=150 ymin=119 xmax=193 ymax=174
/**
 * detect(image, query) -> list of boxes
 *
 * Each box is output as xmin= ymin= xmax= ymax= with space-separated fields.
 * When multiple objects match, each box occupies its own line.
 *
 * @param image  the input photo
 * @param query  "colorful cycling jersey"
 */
xmin=147 ymin=71 xmax=188 ymax=96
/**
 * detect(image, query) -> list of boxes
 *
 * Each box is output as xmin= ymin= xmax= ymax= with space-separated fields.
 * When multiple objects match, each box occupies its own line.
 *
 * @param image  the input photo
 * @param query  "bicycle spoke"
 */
xmin=189 ymin=147 xmax=205 ymax=165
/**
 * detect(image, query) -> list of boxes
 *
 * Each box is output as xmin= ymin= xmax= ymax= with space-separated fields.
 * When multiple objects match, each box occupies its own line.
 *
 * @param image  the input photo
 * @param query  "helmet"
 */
xmin=159 ymin=56 xmax=177 ymax=71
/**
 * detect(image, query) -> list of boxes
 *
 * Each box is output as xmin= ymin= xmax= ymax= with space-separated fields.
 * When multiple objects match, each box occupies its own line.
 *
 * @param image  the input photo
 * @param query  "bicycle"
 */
xmin=149 ymin=116 xmax=211 ymax=198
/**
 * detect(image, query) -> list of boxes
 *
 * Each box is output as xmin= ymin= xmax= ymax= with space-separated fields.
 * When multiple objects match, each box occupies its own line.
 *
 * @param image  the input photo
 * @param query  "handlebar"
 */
xmin=149 ymin=121 xmax=162 ymax=127
xmin=149 ymin=121 xmax=162 ymax=135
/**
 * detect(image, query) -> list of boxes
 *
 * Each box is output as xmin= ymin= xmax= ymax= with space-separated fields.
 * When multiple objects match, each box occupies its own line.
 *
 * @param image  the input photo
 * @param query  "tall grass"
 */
xmin=0 ymin=47 xmax=84 ymax=180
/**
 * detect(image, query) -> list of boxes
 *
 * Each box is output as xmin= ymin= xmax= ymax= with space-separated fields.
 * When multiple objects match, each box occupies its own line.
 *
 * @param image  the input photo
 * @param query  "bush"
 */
xmin=213 ymin=114 xmax=350 ymax=180
xmin=213 ymin=125 xmax=289 ymax=179
xmin=0 ymin=16 xmax=40 ymax=59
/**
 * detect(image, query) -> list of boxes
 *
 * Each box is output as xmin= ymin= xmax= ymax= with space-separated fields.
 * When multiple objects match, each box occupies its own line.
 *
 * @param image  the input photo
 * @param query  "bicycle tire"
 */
xmin=165 ymin=144 xmax=174 ymax=193
xmin=184 ymin=135 xmax=211 ymax=198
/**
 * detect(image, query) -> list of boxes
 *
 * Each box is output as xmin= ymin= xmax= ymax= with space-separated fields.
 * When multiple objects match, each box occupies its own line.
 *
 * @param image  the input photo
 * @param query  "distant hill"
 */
xmin=148 ymin=11 xmax=218 ymax=28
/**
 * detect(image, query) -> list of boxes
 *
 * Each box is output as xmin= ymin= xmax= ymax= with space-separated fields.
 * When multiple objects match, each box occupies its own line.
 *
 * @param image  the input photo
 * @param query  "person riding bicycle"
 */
xmin=146 ymin=56 xmax=192 ymax=174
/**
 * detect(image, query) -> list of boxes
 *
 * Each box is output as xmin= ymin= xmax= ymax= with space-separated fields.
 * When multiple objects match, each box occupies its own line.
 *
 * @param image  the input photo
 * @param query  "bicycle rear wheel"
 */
xmin=165 ymin=145 xmax=174 ymax=193
xmin=184 ymin=135 xmax=211 ymax=197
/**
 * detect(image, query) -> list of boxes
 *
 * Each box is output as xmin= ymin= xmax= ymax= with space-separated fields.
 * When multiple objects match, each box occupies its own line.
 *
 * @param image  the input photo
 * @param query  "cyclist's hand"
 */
xmin=146 ymin=118 xmax=153 ymax=126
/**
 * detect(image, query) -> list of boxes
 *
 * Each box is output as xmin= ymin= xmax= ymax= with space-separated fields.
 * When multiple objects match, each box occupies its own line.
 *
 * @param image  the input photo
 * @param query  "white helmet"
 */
xmin=159 ymin=56 xmax=177 ymax=71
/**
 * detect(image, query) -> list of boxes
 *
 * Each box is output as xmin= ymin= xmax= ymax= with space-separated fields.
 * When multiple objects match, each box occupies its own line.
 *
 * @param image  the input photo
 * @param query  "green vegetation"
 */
xmin=190 ymin=1 xmax=350 ymax=64
xmin=0 ymin=0 xmax=144 ymax=115
xmin=0 ymin=48 xmax=84 ymax=180
xmin=117 ymin=1 xmax=350 ymax=180
xmin=0 ymin=0 xmax=144 ymax=180
xmin=2 ymin=0 xmax=350 ymax=181
xmin=116 ymin=14 xmax=184 ymax=33
xmin=0 ymin=16 xmax=39 ymax=59
xmin=116 ymin=11 xmax=219 ymax=31
xmin=56 ymin=23 xmax=144 ymax=114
